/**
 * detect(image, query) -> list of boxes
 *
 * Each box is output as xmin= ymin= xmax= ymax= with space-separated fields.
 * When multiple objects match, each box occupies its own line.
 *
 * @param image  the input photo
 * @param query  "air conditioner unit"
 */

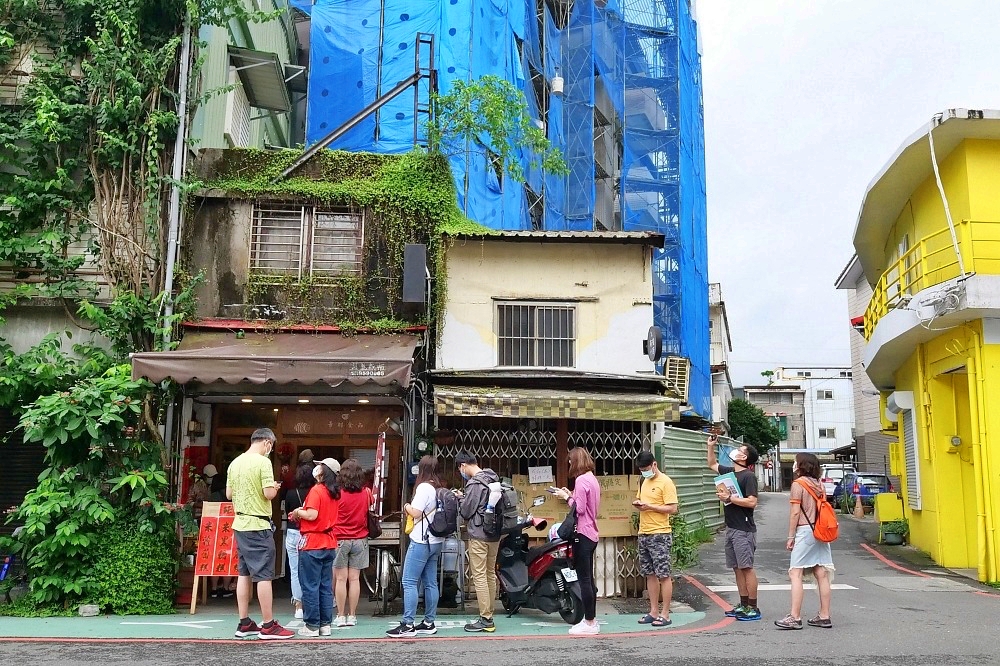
xmin=664 ymin=355 xmax=690 ymax=403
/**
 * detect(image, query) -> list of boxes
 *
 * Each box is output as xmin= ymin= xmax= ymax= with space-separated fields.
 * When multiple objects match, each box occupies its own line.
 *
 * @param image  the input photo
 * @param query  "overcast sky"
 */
xmin=697 ymin=0 xmax=1000 ymax=387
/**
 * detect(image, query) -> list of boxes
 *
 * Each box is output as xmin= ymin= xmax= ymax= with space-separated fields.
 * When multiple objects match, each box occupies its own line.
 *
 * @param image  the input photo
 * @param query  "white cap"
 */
xmin=203 ymin=464 xmax=218 ymax=477
xmin=314 ymin=458 xmax=341 ymax=478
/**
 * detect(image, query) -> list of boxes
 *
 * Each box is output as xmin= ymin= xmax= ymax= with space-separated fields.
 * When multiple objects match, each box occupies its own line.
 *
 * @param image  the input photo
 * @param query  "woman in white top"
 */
xmin=775 ymin=452 xmax=835 ymax=630
xmin=385 ymin=456 xmax=445 ymax=638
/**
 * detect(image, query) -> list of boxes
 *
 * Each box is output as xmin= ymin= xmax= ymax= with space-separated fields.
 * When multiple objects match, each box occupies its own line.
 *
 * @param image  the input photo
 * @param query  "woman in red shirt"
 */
xmin=332 ymin=458 xmax=372 ymax=627
xmin=289 ymin=458 xmax=340 ymax=637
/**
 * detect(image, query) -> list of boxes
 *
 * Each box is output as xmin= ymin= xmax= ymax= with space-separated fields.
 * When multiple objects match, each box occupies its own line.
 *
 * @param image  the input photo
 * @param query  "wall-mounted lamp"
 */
xmin=187 ymin=419 xmax=205 ymax=437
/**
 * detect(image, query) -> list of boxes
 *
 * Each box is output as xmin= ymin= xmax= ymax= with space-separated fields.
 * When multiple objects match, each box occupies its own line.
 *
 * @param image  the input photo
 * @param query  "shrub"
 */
xmin=670 ymin=514 xmax=714 ymax=570
xmin=91 ymin=521 xmax=177 ymax=615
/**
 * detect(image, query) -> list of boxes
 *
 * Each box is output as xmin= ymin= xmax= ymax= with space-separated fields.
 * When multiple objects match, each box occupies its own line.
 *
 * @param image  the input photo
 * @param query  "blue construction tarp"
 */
xmin=304 ymin=0 xmax=711 ymax=416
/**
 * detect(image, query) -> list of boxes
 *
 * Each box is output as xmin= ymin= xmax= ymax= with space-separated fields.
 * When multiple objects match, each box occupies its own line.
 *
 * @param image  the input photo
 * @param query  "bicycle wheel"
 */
xmin=362 ymin=546 xmax=384 ymax=598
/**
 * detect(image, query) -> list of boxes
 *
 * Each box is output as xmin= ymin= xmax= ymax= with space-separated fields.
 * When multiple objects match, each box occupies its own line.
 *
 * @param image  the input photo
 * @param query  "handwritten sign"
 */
xmin=528 ymin=466 xmax=553 ymax=484
xmin=195 ymin=502 xmax=240 ymax=578
xmin=509 ymin=474 xmax=639 ymax=537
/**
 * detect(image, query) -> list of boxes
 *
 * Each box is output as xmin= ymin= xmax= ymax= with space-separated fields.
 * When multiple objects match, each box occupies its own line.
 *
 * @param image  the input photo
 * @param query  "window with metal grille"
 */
xmin=818 ymin=428 xmax=836 ymax=438
xmin=496 ymin=303 xmax=575 ymax=367
xmin=249 ymin=203 xmax=362 ymax=279
xmin=817 ymin=389 xmax=834 ymax=400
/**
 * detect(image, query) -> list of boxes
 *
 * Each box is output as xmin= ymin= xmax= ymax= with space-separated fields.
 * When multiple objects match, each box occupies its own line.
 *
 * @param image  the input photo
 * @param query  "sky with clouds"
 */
xmin=697 ymin=0 xmax=1000 ymax=387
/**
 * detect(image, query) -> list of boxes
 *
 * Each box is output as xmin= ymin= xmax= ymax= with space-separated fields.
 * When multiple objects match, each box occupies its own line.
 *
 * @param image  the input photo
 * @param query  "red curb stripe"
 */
xmin=860 ymin=543 xmax=930 ymax=578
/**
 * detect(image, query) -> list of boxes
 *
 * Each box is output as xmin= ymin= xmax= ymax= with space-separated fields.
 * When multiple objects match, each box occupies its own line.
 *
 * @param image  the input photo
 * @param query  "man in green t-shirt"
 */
xmin=226 ymin=427 xmax=293 ymax=639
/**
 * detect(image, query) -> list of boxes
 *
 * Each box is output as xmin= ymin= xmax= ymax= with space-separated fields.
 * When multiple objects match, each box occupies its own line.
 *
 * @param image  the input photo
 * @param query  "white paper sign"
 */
xmin=528 ymin=466 xmax=554 ymax=484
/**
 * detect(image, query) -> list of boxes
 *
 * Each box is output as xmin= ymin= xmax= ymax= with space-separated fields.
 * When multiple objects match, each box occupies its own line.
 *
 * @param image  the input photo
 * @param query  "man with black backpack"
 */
xmin=455 ymin=451 xmax=501 ymax=633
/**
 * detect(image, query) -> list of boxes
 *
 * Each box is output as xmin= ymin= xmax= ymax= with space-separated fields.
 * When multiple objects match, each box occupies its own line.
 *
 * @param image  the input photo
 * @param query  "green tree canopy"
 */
xmin=727 ymin=398 xmax=781 ymax=455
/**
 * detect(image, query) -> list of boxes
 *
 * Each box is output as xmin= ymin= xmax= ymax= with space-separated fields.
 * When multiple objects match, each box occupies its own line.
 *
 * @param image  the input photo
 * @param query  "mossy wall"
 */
xmin=186 ymin=148 xmax=481 ymax=330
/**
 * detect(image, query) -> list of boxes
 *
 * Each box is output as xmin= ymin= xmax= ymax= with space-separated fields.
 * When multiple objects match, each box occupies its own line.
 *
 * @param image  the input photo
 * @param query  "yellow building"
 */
xmin=854 ymin=109 xmax=1000 ymax=582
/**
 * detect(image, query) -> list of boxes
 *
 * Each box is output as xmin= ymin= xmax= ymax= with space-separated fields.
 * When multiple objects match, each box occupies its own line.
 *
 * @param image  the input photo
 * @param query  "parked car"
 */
xmin=831 ymin=472 xmax=894 ymax=509
xmin=820 ymin=463 xmax=857 ymax=499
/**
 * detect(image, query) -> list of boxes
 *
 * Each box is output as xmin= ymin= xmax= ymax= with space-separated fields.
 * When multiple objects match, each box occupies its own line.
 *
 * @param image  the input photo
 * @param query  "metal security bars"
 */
xmin=496 ymin=303 xmax=575 ymax=367
xmin=249 ymin=204 xmax=362 ymax=280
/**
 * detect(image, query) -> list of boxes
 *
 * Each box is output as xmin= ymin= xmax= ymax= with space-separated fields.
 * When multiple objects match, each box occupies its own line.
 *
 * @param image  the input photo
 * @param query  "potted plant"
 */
xmin=882 ymin=519 xmax=908 ymax=545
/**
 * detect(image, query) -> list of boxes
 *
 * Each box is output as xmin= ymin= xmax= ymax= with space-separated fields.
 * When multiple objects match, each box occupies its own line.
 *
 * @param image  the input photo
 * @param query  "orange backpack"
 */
xmin=796 ymin=479 xmax=839 ymax=543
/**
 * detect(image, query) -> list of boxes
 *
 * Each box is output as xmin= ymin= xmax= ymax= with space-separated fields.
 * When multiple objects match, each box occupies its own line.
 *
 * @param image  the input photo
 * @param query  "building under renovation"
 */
xmin=293 ymin=0 xmax=709 ymax=417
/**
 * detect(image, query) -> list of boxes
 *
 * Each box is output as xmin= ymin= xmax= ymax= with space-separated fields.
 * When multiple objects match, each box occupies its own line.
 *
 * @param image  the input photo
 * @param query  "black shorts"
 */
xmin=235 ymin=529 xmax=276 ymax=582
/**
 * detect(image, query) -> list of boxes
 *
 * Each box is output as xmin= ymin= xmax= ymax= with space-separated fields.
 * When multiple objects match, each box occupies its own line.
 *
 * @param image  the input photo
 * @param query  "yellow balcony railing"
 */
xmin=863 ymin=219 xmax=1000 ymax=340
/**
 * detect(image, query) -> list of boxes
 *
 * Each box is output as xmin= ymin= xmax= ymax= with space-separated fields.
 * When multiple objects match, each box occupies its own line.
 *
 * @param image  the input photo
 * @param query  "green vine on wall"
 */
xmin=205 ymin=148 xmax=496 ymax=332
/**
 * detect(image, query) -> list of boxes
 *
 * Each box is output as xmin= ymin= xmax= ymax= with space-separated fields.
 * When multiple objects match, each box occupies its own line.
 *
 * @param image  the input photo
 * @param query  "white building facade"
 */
xmin=709 ymin=283 xmax=734 ymax=430
xmin=773 ymin=366 xmax=855 ymax=451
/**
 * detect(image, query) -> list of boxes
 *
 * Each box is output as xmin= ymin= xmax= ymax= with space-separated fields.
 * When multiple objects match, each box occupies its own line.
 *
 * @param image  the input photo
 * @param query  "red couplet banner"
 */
xmin=195 ymin=502 xmax=240 ymax=577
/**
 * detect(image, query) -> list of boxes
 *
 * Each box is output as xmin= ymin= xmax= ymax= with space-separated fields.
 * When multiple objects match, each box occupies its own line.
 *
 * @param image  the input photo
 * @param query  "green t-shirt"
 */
xmin=227 ymin=451 xmax=275 ymax=532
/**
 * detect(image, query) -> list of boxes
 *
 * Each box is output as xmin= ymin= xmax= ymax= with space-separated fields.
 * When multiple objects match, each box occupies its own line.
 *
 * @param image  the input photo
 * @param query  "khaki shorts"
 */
xmin=333 ymin=538 xmax=369 ymax=570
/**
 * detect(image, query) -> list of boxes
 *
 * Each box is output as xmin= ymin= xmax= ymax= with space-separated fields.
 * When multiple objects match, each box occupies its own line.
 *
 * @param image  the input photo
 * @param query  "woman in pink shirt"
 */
xmin=555 ymin=447 xmax=601 ymax=635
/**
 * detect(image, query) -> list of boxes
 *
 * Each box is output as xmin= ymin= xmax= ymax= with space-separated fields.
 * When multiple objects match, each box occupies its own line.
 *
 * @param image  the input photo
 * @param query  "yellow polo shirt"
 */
xmin=636 ymin=472 xmax=678 ymax=534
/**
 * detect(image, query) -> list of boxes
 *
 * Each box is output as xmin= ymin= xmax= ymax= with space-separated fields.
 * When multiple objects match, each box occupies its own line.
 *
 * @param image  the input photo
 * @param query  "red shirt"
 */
xmin=299 ymin=485 xmax=339 ymax=551
xmin=335 ymin=488 xmax=372 ymax=540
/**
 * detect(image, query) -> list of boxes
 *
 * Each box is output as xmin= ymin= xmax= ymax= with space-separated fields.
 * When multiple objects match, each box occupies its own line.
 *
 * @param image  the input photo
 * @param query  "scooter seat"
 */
xmin=527 ymin=539 xmax=568 ymax=565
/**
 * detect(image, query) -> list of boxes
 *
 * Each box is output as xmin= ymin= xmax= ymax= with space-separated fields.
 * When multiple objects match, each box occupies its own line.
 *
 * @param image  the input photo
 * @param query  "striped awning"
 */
xmin=434 ymin=386 xmax=681 ymax=423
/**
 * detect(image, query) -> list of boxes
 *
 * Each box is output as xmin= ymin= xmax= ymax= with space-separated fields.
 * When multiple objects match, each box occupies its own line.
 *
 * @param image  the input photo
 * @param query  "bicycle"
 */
xmin=362 ymin=513 xmax=402 ymax=616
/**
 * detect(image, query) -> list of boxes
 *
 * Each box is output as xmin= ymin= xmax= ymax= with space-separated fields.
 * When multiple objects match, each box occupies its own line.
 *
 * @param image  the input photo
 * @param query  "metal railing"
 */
xmin=864 ymin=220 xmax=1000 ymax=340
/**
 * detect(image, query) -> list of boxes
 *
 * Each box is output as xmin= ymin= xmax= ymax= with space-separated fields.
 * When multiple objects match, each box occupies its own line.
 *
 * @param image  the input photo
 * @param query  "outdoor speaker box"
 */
xmin=402 ymin=244 xmax=427 ymax=304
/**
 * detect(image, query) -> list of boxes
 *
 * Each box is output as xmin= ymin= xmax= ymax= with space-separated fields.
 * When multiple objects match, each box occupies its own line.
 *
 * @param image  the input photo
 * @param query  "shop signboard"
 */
xmin=372 ymin=432 xmax=387 ymax=515
xmin=190 ymin=501 xmax=239 ymax=613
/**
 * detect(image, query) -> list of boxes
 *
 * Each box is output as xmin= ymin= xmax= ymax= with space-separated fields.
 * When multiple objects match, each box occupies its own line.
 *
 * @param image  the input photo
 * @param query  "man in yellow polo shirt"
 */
xmin=633 ymin=451 xmax=679 ymax=628
xmin=227 ymin=427 xmax=293 ymax=640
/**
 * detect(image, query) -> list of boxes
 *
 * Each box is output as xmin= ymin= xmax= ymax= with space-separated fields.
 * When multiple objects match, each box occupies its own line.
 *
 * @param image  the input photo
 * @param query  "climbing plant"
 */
xmin=0 ymin=0 xmax=275 ymax=614
xmin=428 ymin=74 xmax=569 ymax=182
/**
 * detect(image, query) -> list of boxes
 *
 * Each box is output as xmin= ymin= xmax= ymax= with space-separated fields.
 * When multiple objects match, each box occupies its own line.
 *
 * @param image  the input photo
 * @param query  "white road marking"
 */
xmin=120 ymin=620 xmax=225 ymax=629
xmin=708 ymin=583 xmax=857 ymax=592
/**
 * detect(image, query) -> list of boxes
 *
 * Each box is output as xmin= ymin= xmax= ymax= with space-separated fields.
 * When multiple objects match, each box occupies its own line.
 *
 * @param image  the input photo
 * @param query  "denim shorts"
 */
xmin=333 ymin=538 xmax=369 ymax=570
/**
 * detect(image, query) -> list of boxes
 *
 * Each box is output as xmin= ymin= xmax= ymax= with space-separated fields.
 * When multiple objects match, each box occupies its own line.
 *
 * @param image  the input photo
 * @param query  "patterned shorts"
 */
xmin=638 ymin=533 xmax=673 ymax=579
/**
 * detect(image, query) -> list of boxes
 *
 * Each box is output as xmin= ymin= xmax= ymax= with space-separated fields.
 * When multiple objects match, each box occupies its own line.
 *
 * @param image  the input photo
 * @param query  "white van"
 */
xmin=819 ymin=463 xmax=857 ymax=499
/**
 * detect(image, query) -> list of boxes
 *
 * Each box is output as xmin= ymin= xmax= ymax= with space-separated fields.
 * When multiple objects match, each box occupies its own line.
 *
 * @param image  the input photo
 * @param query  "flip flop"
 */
xmin=651 ymin=617 xmax=672 ymax=627
xmin=637 ymin=614 xmax=656 ymax=624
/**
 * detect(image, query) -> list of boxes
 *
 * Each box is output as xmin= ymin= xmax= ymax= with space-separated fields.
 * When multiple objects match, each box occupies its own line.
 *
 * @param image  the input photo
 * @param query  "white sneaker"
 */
xmin=294 ymin=608 xmax=303 ymax=620
xmin=568 ymin=620 xmax=600 ymax=636
xmin=319 ymin=625 xmax=332 ymax=636
xmin=297 ymin=625 xmax=320 ymax=637
xmin=346 ymin=615 xmax=357 ymax=626
xmin=335 ymin=615 xmax=348 ymax=627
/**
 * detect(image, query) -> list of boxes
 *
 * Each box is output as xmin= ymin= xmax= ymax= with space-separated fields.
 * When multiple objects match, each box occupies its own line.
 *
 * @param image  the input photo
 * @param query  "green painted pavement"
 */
xmin=0 ymin=610 xmax=706 ymax=641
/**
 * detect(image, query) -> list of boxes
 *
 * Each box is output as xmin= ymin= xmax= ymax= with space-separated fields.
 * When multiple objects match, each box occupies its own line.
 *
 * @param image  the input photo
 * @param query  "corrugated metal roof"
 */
xmin=444 ymin=230 xmax=665 ymax=245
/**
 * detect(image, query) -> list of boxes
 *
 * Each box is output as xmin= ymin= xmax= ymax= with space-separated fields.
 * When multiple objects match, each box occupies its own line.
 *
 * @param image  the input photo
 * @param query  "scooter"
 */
xmin=496 ymin=504 xmax=585 ymax=625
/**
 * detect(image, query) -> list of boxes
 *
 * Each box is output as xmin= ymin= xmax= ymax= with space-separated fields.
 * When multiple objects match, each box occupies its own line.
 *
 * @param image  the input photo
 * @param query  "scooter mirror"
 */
xmin=533 ymin=518 xmax=548 ymax=531
xmin=531 ymin=496 xmax=546 ymax=507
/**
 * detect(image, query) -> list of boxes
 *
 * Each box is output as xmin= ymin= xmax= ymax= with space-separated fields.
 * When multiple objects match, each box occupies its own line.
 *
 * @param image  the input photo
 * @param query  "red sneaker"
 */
xmin=235 ymin=619 xmax=261 ymax=638
xmin=259 ymin=620 xmax=294 ymax=640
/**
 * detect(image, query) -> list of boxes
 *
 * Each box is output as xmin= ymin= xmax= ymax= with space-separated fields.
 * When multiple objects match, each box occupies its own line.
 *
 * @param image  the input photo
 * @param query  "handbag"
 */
xmin=556 ymin=505 xmax=577 ymax=541
xmin=367 ymin=510 xmax=383 ymax=539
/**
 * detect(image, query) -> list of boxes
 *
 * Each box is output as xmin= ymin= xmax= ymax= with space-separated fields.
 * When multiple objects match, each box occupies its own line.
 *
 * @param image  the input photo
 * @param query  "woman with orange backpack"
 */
xmin=774 ymin=452 xmax=836 ymax=630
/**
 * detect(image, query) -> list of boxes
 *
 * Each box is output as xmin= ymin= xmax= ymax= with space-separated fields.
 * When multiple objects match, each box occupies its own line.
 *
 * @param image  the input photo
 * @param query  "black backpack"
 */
xmin=428 ymin=487 xmax=459 ymax=538
xmin=481 ymin=482 xmax=519 ymax=539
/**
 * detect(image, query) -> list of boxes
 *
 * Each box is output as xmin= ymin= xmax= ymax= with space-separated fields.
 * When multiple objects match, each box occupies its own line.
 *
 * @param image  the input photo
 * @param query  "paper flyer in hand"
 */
xmin=713 ymin=472 xmax=743 ymax=499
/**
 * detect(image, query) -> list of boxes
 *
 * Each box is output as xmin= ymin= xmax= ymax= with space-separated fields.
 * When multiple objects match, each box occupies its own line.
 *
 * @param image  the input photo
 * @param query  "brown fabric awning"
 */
xmin=131 ymin=332 xmax=420 ymax=388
